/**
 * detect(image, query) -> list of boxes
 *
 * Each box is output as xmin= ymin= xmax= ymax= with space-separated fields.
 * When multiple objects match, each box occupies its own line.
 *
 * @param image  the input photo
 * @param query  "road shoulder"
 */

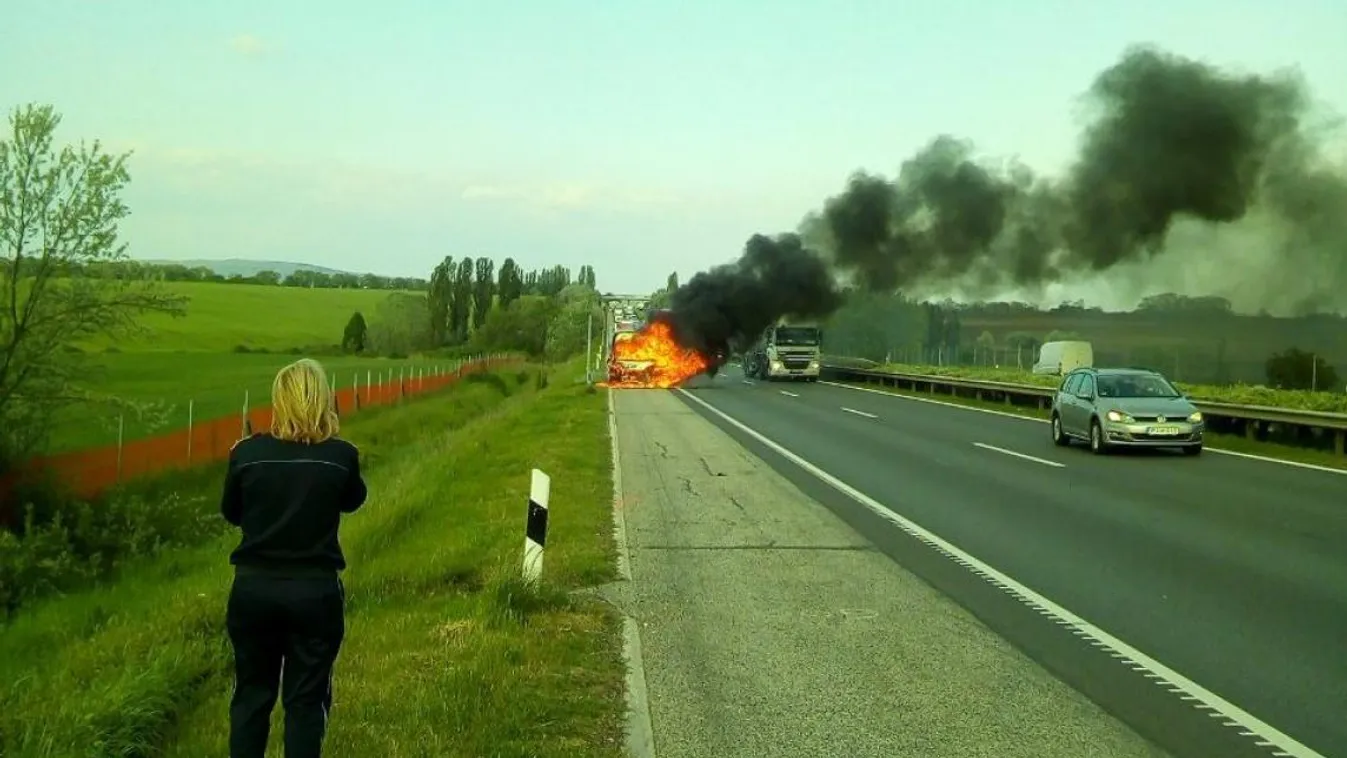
xmin=604 ymin=388 xmax=1169 ymax=758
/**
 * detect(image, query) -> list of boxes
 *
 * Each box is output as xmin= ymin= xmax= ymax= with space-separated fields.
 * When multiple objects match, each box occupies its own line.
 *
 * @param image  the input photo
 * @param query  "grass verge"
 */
xmin=0 ymin=363 xmax=626 ymax=758
xmin=830 ymin=379 xmax=1347 ymax=471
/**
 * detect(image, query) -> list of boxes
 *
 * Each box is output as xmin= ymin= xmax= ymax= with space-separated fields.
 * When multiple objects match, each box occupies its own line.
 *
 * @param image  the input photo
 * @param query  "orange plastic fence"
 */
xmin=1 ymin=356 xmax=516 ymax=514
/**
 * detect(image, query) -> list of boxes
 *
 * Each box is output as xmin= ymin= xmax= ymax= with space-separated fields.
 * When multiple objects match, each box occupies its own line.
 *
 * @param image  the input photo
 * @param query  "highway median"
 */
xmin=0 ymin=361 xmax=626 ymax=758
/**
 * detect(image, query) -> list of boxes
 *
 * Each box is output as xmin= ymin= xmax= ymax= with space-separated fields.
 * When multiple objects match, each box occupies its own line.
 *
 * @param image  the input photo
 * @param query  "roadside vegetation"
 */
xmin=2 ymin=103 xmax=625 ymax=756
xmin=0 ymin=364 xmax=626 ymax=757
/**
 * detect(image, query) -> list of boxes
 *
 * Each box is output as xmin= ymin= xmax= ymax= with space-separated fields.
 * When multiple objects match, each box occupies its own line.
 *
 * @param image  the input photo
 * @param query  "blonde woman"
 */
xmin=220 ymin=358 xmax=367 ymax=758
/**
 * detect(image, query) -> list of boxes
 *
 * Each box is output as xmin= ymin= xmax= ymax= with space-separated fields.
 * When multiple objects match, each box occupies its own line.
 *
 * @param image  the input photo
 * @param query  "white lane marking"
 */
xmin=675 ymin=387 xmax=1325 ymax=758
xmin=779 ymin=390 xmax=799 ymax=397
xmin=841 ymin=406 xmax=877 ymax=419
xmin=741 ymin=379 xmax=754 ymax=385
xmin=821 ymin=380 xmax=1347 ymax=477
xmin=974 ymin=442 xmax=1066 ymax=468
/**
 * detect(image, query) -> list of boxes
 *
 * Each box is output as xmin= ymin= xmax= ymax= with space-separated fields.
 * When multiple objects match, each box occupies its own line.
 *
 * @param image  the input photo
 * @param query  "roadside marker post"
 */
xmin=523 ymin=469 xmax=551 ymax=586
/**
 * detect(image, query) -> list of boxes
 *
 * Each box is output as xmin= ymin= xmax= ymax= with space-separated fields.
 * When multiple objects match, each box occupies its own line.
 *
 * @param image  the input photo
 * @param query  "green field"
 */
xmin=0 ymin=364 xmax=626 ymax=756
xmin=31 ymin=281 xmax=453 ymax=453
xmin=53 ymin=351 xmax=455 ymax=452
xmin=78 ymin=281 xmax=422 ymax=353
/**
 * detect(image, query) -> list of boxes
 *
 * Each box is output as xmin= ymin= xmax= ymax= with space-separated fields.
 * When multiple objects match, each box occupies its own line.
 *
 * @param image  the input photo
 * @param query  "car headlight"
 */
xmin=808 ymin=360 xmax=819 ymax=369
xmin=1188 ymin=411 xmax=1202 ymax=423
xmin=770 ymin=360 xmax=783 ymax=370
xmin=1105 ymin=410 xmax=1135 ymax=423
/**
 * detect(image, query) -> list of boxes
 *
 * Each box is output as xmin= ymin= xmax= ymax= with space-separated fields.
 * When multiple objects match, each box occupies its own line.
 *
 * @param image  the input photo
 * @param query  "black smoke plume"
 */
xmin=661 ymin=44 xmax=1347 ymax=354
xmin=821 ymin=46 xmax=1329 ymax=293
xmin=665 ymin=233 xmax=842 ymax=358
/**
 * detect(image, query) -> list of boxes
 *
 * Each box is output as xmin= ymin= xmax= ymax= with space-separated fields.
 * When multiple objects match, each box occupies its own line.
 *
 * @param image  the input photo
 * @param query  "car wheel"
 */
xmin=1051 ymin=414 xmax=1068 ymax=446
xmin=1182 ymin=444 xmax=1203 ymax=457
xmin=1089 ymin=419 xmax=1109 ymax=455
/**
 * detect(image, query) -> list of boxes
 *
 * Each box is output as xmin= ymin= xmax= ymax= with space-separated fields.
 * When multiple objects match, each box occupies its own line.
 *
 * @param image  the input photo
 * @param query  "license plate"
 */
xmin=1147 ymin=425 xmax=1182 ymax=435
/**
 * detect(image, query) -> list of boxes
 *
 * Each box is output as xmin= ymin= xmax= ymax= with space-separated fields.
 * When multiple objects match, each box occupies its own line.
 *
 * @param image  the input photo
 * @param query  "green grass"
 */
xmin=51 ymin=351 xmax=457 ymax=452
xmin=833 ymin=379 xmax=1347 ymax=471
xmin=0 ymin=363 xmax=625 ymax=757
xmin=868 ymin=362 xmax=1347 ymax=414
xmin=78 ymin=281 xmax=423 ymax=353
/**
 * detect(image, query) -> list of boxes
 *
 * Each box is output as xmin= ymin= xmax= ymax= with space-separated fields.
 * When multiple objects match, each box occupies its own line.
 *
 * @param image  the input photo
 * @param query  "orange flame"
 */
xmin=598 ymin=320 xmax=709 ymax=389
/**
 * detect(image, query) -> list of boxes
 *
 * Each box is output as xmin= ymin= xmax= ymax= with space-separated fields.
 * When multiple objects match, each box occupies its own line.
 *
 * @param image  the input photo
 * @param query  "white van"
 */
xmin=1032 ymin=340 xmax=1094 ymax=376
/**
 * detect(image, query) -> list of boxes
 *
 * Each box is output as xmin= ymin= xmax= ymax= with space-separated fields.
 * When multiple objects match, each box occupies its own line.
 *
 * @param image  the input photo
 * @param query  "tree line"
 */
xmin=341 ymin=258 xmax=602 ymax=362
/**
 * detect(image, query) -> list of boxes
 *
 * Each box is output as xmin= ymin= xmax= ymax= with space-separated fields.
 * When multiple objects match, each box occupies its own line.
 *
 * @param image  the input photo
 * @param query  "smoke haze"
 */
xmin=663 ymin=45 xmax=1347 ymax=354
xmin=666 ymin=233 xmax=842 ymax=356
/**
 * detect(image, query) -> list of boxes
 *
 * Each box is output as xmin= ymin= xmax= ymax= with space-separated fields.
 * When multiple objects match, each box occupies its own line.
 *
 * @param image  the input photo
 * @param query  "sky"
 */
xmin=4 ymin=0 xmax=1346 ymax=296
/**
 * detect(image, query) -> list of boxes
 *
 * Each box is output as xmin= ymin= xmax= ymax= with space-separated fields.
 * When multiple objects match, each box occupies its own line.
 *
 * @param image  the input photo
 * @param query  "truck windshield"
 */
xmin=774 ymin=327 xmax=819 ymax=346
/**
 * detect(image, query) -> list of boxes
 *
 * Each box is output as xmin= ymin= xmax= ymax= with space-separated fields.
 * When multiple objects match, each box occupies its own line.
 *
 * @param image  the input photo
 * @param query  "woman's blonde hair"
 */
xmin=270 ymin=358 xmax=340 ymax=443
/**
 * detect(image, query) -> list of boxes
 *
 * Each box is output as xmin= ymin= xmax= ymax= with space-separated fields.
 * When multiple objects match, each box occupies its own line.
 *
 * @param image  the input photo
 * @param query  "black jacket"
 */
xmin=221 ymin=433 xmax=368 ymax=573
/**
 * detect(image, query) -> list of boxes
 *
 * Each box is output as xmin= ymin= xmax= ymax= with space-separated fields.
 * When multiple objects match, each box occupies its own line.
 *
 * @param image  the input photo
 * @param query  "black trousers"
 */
xmin=226 ymin=569 xmax=346 ymax=758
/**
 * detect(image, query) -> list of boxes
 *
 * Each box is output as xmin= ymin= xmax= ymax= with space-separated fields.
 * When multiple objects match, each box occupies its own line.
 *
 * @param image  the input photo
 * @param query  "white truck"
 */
xmin=1032 ymin=340 xmax=1094 ymax=376
xmin=744 ymin=318 xmax=822 ymax=381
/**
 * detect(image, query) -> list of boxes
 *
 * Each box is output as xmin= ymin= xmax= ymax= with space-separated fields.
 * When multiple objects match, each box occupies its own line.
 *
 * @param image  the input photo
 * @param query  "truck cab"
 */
xmin=746 ymin=320 xmax=822 ymax=381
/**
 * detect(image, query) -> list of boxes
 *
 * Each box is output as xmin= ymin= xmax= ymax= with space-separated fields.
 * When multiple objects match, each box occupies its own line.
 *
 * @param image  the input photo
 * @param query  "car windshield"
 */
xmin=775 ymin=327 xmax=819 ymax=346
xmin=1096 ymin=374 xmax=1180 ymax=399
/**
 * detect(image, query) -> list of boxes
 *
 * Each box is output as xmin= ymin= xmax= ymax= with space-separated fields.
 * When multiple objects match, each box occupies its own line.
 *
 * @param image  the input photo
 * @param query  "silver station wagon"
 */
xmin=1050 ymin=368 xmax=1205 ymax=456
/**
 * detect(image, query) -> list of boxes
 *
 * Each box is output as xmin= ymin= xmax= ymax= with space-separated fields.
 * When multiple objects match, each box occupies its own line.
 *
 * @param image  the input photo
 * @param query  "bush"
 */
xmin=0 ymin=478 xmax=219 ymax=618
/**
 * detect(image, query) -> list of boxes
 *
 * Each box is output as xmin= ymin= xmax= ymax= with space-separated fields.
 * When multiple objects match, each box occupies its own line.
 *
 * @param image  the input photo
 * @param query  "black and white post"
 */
xmin=523 ymin=468 xmax=551 ymax=585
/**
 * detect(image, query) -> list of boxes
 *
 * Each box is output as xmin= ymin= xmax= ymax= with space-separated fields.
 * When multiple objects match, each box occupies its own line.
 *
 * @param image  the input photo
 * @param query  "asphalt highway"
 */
xmin=676 ymin=366 xmax=1347 ymax=758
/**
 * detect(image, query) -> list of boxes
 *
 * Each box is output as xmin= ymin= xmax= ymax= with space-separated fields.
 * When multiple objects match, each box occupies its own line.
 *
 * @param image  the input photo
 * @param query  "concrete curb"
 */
xmin=608 ymin=389 xmax=656 ymax=758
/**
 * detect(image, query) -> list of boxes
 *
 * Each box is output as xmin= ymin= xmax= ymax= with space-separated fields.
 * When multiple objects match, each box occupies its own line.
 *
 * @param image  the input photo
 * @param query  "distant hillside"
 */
xmin=141 ymin=258 xmax=355 ymax=278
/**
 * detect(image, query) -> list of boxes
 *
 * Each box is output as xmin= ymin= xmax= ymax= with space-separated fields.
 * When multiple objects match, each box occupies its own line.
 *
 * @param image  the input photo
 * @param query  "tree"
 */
xmin=1004 ymin=331 xmax=1040 ymax=368
xmin=666 ymin=271 xmax=678 ymax=292
xmin=822 ymin=292 xmax=926 ymax=363
xmin=365 ymin=293 xmax=432 ymax=357
xmin=497 ymin=258 xmax=523 ymax=309
xmin=473 ymin=257 xmax=495 ymax=330
xmin=342 ymin=311 xmax=368 ymax=353
xmin=975 ymin=330 xmax=995 ymax=365
xmin=427 ymin=256 xmax=454 ymax=345
xmin=472 ymin=296 xmax=556 ymax=357
xmin=546 ymin=286 xmax=602 ymax=361
xmin=450 ymin=258 xmax=474 ymax=341
xmin=521 ymin=268 xmax=540 ymax=295
xmin=0 ymin=104 xmax=187 ymax=465
xmin=1266 ymin=348 xmax=1338 ymax=391
xmin=575 ymin=264 xmax=597 ymax=290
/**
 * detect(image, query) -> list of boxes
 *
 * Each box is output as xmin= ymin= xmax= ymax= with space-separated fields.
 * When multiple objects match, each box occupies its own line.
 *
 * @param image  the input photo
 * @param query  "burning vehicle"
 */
xmin=600 ymin=316 xmax=711 ymax=389
xmin=607 ymin=330 xmax=656 ymax=384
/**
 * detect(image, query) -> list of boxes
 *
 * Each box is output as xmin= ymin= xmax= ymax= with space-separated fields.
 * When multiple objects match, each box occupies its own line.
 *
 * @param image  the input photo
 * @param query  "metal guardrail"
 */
xmin=819 ymin=364 xmax=1347 ymax=455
